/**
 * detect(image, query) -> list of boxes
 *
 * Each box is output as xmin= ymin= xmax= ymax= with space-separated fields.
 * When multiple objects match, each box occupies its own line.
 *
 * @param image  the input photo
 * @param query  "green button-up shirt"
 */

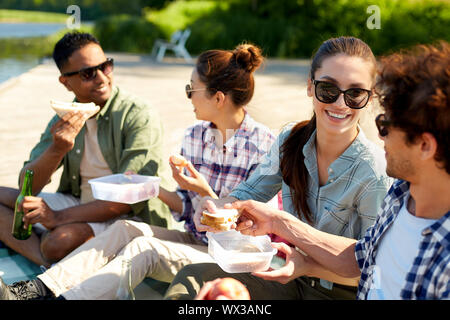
xmin=24 ymin=86 xmax=173 ymax=228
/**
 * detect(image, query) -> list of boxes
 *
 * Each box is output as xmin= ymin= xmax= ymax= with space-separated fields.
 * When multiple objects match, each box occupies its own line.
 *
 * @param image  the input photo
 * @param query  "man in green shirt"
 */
xmin=0 ymin=32 xmax=173 ymax=267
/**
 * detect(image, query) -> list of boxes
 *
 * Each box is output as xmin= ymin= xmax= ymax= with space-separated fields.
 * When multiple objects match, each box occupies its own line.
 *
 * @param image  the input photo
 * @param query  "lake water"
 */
xmin=0 ymin=22 xmax=65 ymax=38
xmin=0 ymin=22 xmax=65 ymax=84
xmin=0 ymin=57 xmax=41 ymax=85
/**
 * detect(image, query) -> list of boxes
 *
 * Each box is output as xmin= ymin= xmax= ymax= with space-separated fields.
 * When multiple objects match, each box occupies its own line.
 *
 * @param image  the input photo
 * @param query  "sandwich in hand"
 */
xmin=201 ymin=209 xmax=240 ymax=231
xmin=50 ymin=99 xmax=100 ymax=119
xmin=170 ymin=154 xmax=188 ymax=167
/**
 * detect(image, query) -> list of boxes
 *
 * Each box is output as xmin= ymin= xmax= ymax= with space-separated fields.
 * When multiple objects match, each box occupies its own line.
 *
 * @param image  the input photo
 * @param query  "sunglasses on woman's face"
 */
xmin=313 ymin=80 xmax=372 ymax=109
xmin=185 ymin=84 xmax=208 ymax=99
xmin=375 ymin=113 xmax=392 ymax=137
xmin=62 ymin=58 xmax=114 ymax=82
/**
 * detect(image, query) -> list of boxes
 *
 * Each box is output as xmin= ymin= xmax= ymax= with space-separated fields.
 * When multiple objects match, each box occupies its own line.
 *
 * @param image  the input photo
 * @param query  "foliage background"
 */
xmin=1 ymin=0 xmax=449 ymax=58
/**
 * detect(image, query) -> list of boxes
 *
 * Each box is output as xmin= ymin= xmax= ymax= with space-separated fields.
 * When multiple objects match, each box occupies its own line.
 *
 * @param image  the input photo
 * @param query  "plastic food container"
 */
xmin=88 ymin=174 xmax=160 ymax=204
xmin=207 ymin=230 xmax=277 ymax=273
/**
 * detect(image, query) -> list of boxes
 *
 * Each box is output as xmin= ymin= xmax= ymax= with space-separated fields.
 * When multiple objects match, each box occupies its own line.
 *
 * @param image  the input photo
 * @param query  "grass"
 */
xmin=0 ymin=9 xmax=67 ymax=23
xmin=144 ymin=1 xmax=228 ymax=37
xmin=0 ymin=25 xmax=94 ymax=59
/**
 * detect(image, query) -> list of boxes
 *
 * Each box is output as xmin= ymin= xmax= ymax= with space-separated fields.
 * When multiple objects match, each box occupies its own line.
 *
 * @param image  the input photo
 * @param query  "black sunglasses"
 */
xmin=313 ymin=80 xmax=372 ymax=109
xmin=185 ymin=84 xmax=208 ymax=99
xmin=62 ymin=58 xmax=114 ymax=81
xmin=375 ymin=113 xmax=392 ymax=137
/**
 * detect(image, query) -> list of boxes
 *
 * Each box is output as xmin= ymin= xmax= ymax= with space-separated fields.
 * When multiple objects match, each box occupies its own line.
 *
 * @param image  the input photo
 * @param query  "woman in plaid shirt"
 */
xmin=0 ymin=44 xmax=275 ymax=300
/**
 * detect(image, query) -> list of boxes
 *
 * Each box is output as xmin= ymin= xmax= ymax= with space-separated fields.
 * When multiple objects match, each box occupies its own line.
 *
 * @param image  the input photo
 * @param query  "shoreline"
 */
xmin=0 ymin=59 xmax=43 ymax=90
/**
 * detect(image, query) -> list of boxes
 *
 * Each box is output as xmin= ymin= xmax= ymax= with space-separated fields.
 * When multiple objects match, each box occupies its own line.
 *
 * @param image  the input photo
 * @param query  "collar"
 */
xmin=96 ymin=86 xmax=119 ymax=119
xmin=427 ymin=210 xmax=450 ymax=249
xmin=303 ymin=126 xmax=370 ymax=178
xmin=390 ymin=180 xmax=450 ymax=248
xmin=203 ymin=111 xmax=252 ymax=148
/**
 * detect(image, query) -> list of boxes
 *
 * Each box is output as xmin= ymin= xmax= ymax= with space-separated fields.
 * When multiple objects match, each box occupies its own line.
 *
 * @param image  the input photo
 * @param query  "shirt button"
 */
xmin=328 ymin=168 xmax=333 ymax=173
xmin=72 ymin=175 xmax=77 ymax=180
xmin=76 ymin=149 xmax=81 ymax=154
xmin=329 ymin=179 xmax=334 ymax=183
xmin=104 ymin=116 xmax=109 ymax=121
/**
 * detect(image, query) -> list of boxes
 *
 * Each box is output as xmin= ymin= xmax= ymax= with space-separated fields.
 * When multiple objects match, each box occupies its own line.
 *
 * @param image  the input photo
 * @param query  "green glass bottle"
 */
xmin=12 ymin=169 xmax=34 ymax=240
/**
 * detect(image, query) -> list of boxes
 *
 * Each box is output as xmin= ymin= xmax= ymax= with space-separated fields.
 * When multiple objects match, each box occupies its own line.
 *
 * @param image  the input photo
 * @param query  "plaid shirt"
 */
xmin=355 ymin=179 xmax=450 ymax=299
xmin=174 ymin=113 xmax=275 ymax=243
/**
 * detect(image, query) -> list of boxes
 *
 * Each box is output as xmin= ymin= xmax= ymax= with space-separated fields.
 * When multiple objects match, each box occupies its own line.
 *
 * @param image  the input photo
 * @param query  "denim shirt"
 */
xmin=230 ymin=123 xmax=392 ymax=288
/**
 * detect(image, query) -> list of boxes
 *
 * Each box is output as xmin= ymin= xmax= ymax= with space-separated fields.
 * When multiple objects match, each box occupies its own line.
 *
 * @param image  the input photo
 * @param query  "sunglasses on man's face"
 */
xmin=62 ymin=58 xmax=114 ymax=81
xmin=313 ymin=80 xmax=372 ymax=109
xmin=185 ymin=84 xmax=208 ymax=99
xmin=375 ymin=113 xmax=392 ymax=137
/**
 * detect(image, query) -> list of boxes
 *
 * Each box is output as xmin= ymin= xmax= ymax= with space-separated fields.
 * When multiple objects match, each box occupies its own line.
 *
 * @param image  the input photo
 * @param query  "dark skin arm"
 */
xmin=20 ymin=111 xmax=87 ymax=194
xmin=18 ymin=111 xmax=131 ymax=230
xmin=22 ymin=196 xmax=130 ymax=230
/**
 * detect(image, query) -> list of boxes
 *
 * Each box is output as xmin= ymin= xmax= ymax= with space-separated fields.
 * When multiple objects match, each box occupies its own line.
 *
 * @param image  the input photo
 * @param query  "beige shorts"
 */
xmin=33 ymin=192 xmax=129 ymax=236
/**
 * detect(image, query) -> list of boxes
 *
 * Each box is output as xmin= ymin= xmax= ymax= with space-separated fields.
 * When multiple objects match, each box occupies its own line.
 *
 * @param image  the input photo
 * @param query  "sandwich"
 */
xmin=50 ymin=99 xmax=100 ymax=119
xmin=170 ymin=154 xmax=188 ymax=167
xmin=201 ymin=208 xmax=240 ymax=231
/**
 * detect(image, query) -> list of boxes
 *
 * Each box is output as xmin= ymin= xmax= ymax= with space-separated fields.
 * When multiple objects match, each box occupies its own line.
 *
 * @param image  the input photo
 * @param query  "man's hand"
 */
xmin=21 ymin=196 xmax=61 ymax=230
xmin=193 ymin=197 xmax=221 ymax=233
xmin=50 ymin=111 xmax=87 ymax=154
xmin=232 ymin=200 xmax=278 ymax=236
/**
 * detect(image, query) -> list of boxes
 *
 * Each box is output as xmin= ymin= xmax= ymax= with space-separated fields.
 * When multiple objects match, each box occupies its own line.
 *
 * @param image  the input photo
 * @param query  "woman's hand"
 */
xmin=193 ymin=196 xmax=238 ymax=233
xmin=193 ymin=197 xmax=222 ymax=233
xmin=169 ymin=160 xmax=217 ymax=198
xmin=252 ymin=242 xmax=311 ymax=284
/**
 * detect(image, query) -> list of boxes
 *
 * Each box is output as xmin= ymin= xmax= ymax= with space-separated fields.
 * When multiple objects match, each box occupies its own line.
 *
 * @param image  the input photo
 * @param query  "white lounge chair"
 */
xmin=151 ymin=29 xmax=193 ymax=63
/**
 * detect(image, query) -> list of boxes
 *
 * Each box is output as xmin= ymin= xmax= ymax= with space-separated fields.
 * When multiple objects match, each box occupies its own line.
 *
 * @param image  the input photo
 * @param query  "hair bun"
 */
xmin=233 ymin=44 xmax=263 ymax=73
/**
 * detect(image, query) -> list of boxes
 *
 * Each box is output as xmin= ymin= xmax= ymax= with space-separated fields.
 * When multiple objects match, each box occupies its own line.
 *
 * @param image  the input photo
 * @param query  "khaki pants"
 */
xmin=38 ymin=220 xmax=213 ymax=300
xmin=164 ymin=263 xmax=357 ymax=300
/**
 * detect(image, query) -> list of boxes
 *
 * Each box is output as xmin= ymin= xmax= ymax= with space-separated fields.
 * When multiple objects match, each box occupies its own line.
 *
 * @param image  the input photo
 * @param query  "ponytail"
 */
xmin=280 ymin=115 xmax=316 ymax=223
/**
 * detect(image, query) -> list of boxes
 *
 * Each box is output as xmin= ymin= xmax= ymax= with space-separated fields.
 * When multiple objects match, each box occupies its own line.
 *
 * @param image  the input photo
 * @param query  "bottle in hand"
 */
xmin=12 ymin=169 xmax=34 ymax=240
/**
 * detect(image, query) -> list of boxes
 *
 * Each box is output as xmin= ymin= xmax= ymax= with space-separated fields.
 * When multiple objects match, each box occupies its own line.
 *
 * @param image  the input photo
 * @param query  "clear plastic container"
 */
xmin=88 ymin=174 xmax=160 ymax=204
xmin=207 ymin=230 xmax=277 ymax=273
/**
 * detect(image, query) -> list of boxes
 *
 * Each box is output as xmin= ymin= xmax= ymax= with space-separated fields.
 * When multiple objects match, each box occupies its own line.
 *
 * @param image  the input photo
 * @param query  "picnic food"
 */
xmin=50 ymin=99 xmax=100 ymax=118
xmin=206 ymin=278 xmax=250 ymax=300
xmin=169 ymin=154 xmax=188 ymax=167
xmin=207 ymin=230 xmax=277 ymax=273
xmin=201 ymin=208 xmax=239 ymax=231
xmin=89 ymin=174 xmax=161 ymax=204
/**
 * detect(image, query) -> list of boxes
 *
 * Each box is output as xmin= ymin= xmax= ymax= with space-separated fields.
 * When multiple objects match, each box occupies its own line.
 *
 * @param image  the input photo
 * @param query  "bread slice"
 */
xmin=201 ymin=209 xmax=239 ymax=231
xmin=170 ymin=154 xmax=188 ymax=167
xmin=50 ymin=99 xmax=100 ymax=119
